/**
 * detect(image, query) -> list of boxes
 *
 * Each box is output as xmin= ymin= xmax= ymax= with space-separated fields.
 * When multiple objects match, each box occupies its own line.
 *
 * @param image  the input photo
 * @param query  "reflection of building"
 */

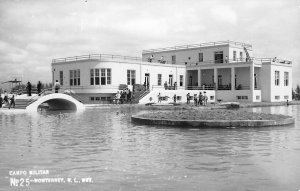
xmin=52 ymin=40 xmax=292 ymax=103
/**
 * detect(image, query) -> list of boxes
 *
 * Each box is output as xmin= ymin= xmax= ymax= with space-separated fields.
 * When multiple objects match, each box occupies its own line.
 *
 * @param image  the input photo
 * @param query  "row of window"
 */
xmin=275 ymin=71 xmax=289 ymax=86
xmin=275 ymin=95 xmax=289 ymax=100
xmin=169 ymin=50 xmax=243 ymax=64
xmin=90 ymin=97 xmax=111 ymax=101
xmin=59 ymin=69 xmax=184 ymax=87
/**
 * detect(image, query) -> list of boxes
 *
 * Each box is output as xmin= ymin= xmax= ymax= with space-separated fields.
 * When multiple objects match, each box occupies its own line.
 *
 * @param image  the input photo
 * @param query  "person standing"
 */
xmin=54 ymin=80 xmax=60 ymax=93
xmin=157 ymin=93 xmax=161 ymax=103
xmin=173 ymin=94 xmax=177 ymax=103
xmin=186 ymin=93 xmax=190 ymax=104
xmin=0 ymin=94 xmax=2 ymax=108
xmin=9 ymin=95 xmax=15 ymax=109
xmin=27 ymin=82 xmax=32 ymax=96
xmin=198 ymin=92 xmax=203 ymax=106
xmin=203 ymin=91 xmax=208 ymax=106
xmin=193 ymin=94 xmax=198 ymax=106
xmin=37 ymin=81 xmax=42 ymax=96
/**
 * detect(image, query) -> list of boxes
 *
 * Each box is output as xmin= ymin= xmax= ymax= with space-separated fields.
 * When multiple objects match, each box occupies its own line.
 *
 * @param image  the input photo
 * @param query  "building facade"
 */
xmin=51 ymin=41 xmax=292 ymax=104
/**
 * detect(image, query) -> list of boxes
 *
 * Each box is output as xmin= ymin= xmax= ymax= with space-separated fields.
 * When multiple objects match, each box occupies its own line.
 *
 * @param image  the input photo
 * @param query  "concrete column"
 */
xmin=214 ymin=67 xmax=218 ymax=90
xmin=198 ymin=68 xmax=201 ymax=87
xmin=249 ymin=64 xmax=254 ymax=101
xmin=231 ymin=67 xmax=235 ymax=90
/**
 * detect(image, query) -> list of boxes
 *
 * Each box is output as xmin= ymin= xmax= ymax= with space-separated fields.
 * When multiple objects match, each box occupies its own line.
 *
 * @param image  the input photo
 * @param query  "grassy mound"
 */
xmin=139 ymin=110 xmax=290 ymax=121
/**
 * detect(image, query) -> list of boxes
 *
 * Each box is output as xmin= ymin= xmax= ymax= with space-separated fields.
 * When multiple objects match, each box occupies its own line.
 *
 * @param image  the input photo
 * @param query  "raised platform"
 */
xmin=131 ymin=110 xmax=295 ymax=127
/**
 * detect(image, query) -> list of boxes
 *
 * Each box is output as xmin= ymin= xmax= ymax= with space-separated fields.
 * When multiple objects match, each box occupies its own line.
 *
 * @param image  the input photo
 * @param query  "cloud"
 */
xmin=0 ymin=0 xmax=299 ymax=88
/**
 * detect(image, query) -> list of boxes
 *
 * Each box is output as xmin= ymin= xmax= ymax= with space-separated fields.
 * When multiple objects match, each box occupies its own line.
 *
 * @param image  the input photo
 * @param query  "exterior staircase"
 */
xmin=14 ymin=99 xmax=32 ymax=109
xmin=243 ymin=46 xmax=251 ymax=62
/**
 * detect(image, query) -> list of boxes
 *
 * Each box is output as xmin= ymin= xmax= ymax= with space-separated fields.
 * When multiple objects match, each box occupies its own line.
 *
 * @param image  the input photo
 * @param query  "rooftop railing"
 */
xmin=52 ymin=54 xmax=142 ymax=64
xmin=142 ymin=40 xmax=252 ymax=54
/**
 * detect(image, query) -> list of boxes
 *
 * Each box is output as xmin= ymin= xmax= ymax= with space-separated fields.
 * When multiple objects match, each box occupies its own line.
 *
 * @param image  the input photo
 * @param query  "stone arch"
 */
xmin=26 ymin=93 xmax=85 ymax=112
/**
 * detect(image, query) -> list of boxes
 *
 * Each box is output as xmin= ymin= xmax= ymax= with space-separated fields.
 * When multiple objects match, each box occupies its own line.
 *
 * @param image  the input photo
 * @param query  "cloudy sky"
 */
xmin=0 ymin=0 xmax=299 ymax=89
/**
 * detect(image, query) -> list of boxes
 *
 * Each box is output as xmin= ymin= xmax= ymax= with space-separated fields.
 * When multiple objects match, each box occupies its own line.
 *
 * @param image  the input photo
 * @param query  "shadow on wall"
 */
xmin=44 ymin=99 xmax=77 ymax=110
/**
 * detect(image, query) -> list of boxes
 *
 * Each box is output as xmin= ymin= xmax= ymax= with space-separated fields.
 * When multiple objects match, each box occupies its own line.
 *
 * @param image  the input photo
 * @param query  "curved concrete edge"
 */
xmin=26 ymin=93 xmax=85 ymax=112
xmin=131 ymin=115 xmax=295 ymax=127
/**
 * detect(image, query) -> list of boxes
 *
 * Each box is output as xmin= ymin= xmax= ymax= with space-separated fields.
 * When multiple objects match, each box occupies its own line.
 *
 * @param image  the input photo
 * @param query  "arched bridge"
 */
xmin=26 ymin=93 xmax=85 ymax=112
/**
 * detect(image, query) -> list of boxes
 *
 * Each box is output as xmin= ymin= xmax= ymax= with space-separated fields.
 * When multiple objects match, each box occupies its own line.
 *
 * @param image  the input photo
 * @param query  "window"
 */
xmin=157 ymin=74 xmax=162 ymax=86
xmin=127 ymin=70 xmax=136 ymax=85
xmin=90 ymin=69 xmax=94 ymax=85
xmin=284 ymin=72 xmax=289 ymax=86
xmin=95 ymin=69 xmax=100 ymax=85
xmin=70 ymin=69 xmax=80 ymax=86
xmin=218 ymin=75 xmax=222 ymax=86
xmin=237 ymin=96 xmax=248 ymax=100
xmin=59 ymin=71 xmax=63 ymax=86
xmin=172 ymin=55 xmax=176 ymax=64
xmin=90 ymin=97 xmax=95 ymax=101
xmin=214 ymin=51 xmax=223 ymax=63
xmin=275 ymin=96 xmax=280 ymax=100
xmin=99 ymin=68 xmax=111 ymax=85
xmin=95 ymin=97 xmax=100 ymax=101
xmin=240 ymin=52 xmax=243 ymax=61
xmin=275 ymin=71 xmax=280 ymax=86
xmin=256 ymin=96 xmax=260 ymax=100
xmin=233 ymin=51 xmax=236 ymax=61
xmin=180 ymin=75 xmax=183 ymax=86
xmin=284 ymin=96 xmax=289 ymax=99
xmin=90 ymin=68 xmax=111 ymax=85
xmin=198 ymin=53 xmax=203 ymax=62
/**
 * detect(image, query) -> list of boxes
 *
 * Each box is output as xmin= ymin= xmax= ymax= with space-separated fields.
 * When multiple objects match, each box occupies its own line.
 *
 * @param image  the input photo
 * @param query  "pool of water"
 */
xmin=0 ymin=105 xmax=300 ymax=191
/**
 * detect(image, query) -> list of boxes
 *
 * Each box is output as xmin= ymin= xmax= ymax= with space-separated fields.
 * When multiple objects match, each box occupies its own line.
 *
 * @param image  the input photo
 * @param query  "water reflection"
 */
xmin=0 ymin=105 xmax=300 ymax=190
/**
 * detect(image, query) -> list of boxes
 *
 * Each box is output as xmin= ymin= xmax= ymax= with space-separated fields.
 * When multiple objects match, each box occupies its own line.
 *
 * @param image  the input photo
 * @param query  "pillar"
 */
xmin=231 ymin=67 xmax=235 ymax=90
xmin=249 ymin=64 xmax=254 ymax=101
xmin=198 ymin=68 xmax=201 ymax=87
xmin=214 ymin=68 xmax=218 ymax=90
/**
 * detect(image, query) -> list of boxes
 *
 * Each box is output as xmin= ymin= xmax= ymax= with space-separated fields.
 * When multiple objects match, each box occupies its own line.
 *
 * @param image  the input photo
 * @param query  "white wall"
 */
xmin=52 ymin=60 xmax=186 ymax=94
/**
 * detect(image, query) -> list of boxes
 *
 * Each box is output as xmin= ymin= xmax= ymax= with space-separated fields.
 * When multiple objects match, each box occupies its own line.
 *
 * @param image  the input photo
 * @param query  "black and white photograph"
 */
xmin=0 ymin=0 xmax=300 ymax=190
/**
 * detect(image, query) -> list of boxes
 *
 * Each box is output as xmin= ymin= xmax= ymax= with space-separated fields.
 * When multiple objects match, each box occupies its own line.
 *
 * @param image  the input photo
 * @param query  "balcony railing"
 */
xmin=52 ymin=54 xmax=142 ymax=64
xmin=187 ymin=85 xmax=215 ymax=90
xmin=142 ymin=40 xmax=252 ymax=54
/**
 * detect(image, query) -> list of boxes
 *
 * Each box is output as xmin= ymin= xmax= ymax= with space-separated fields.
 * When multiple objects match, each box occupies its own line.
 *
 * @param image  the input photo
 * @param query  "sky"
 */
xmin=0 ymin=0 xmax=299 ymax=89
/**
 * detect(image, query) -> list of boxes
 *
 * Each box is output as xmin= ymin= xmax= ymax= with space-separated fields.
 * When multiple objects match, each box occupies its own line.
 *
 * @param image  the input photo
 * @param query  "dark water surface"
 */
xmin=0 ymin=105 xmax=300 ymax=191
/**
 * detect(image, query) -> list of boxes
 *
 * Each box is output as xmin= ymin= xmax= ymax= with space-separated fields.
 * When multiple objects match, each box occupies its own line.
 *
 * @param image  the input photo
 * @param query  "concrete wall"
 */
xmin=216 ymin=90 xmax=258 ymax=102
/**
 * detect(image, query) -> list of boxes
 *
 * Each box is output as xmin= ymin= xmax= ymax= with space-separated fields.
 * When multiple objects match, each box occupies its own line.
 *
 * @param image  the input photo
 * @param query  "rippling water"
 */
xmin=0 ymin=105 xmax=300 ymax=191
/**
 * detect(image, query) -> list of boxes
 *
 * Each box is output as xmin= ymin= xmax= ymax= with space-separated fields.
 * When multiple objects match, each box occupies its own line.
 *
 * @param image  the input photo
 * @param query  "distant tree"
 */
xmin=295 ymin=85 xmax=300 ymax=100
xmin=292 ymin=88 xmax=295 ymax=100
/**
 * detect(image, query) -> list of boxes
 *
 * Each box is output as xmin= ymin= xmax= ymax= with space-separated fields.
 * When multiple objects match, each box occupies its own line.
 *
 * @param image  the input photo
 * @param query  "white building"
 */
xmin=51 ymin=40 xmax=292 ymax=104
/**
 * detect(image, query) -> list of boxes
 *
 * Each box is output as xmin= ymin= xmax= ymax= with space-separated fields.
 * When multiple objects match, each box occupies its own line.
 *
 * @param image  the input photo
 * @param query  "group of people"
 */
xmin=113 ymin=88 xmax=132 ymax=104
xmin=26 ymin=81 xmax=44 ymax=96
xmin=0 ymin=91 xmax=15 ymax=109
xmin=148 ymin=55 xmax=166 ymax=64
xmin=186 ymin=91 xmax=208 ymax=106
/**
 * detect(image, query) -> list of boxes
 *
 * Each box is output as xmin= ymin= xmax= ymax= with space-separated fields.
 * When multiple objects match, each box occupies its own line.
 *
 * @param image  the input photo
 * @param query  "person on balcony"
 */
xmin=225 ymin=56 xmax=228 ymax=63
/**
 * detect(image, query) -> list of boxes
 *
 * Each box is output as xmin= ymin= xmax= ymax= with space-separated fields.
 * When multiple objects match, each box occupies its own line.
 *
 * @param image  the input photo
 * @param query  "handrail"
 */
xmin=52 ymin=54 xmax=142 ymax=64
xmin=142 ymin=40 xmax=253 ymax=54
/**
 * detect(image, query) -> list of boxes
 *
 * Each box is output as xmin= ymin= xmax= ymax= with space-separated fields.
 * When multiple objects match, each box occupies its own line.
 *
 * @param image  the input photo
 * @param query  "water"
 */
xmin=0 ymin=105 xmax=300 ymax=191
